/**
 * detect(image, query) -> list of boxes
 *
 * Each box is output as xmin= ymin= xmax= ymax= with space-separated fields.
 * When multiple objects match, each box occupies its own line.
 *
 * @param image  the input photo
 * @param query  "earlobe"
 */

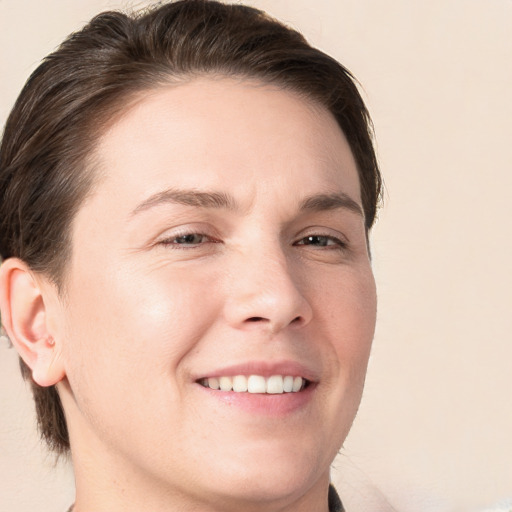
xmin=0 ymin=258 xmax=65 ymax=387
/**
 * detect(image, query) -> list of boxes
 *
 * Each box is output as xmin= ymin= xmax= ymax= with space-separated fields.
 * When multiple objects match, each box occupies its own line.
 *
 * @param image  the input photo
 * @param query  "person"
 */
xmin=0 ymin=1 xmax=381 ymax=511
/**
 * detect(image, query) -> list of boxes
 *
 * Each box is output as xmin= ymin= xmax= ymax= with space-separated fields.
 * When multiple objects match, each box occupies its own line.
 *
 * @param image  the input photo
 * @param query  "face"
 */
xmin=55 ymin=78 xmax=377 ymax=510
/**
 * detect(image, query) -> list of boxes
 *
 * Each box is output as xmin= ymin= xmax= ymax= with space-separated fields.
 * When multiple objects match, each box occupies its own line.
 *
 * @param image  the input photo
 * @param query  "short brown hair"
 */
xmin=0 ymin=0 xmax=381 ymax=453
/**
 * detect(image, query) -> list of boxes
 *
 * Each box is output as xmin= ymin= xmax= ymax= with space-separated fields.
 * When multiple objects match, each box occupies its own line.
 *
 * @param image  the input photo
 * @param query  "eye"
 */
xmin=295 ymin=234 xmax=346 ymax=249
xmin=159 ymin=232 xmax=217 ymax=248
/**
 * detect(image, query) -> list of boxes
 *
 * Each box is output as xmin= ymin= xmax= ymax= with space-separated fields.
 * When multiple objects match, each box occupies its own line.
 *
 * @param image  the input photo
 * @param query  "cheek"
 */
xmin=61 ymin=261 xmax=221 ymax=397
xmin=320 ymin=265 xmax=376 ymax=342
xmin=316 ymin=266 xmax=377 ymax=387
xmin=305 ymin=266 xmax=376 ymax=458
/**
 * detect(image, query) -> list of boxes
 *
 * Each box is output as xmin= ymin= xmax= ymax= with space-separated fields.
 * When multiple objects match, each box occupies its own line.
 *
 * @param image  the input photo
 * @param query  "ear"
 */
xmin=0 ymin=258 xmax=65 ymax=387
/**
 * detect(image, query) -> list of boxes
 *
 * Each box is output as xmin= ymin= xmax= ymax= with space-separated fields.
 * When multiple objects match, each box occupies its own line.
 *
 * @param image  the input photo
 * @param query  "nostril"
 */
xmin=245 ymin=316 xmax=303 ymax=325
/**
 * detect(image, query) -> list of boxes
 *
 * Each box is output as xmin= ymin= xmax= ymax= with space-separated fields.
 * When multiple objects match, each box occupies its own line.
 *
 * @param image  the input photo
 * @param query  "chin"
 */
xmin=202 ymin=472 xmax=321 ymax=511
xmin=195 ymin=438 xmax=330 ymax=507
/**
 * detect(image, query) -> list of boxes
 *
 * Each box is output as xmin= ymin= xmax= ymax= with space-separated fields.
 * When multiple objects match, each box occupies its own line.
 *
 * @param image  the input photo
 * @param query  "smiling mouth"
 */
xmin=198 ymin=375 xmax=309 ymax=394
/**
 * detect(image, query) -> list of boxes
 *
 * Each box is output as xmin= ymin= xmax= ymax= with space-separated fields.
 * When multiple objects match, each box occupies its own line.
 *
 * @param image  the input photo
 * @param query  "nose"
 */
xmin=223 ymin=247 xmax=313 ymax=334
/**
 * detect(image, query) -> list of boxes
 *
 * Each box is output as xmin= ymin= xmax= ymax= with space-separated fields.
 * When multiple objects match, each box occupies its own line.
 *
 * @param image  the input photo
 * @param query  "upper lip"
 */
xmin=193 ymin=360 xmax=318 ymax=383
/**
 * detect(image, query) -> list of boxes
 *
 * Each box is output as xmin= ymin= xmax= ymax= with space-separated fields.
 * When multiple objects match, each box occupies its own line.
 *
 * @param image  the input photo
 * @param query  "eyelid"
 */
xmin=164 ymin=233 xmax=211 ymax=245
xmin=154 ymin=224 xmax=221 ymax=247
xmin=295 ymin=234 xmax=346 ymax=248
xmin=294 ymin=227 xmax=349 ymax=245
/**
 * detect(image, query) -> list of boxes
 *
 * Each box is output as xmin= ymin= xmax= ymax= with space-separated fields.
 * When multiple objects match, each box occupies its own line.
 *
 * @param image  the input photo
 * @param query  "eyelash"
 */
xmin=294 ymin=234 xmax=347 ymax=249
xmin=158 ymin=231 xmax=347 ymax=250
xmin=158 ymin=232 xmax=219 ymax=248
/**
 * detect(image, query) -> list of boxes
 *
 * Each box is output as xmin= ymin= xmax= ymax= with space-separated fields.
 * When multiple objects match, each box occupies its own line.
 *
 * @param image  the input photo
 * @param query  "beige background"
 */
xmin=1 ymin=1 xmax=511 ymax=511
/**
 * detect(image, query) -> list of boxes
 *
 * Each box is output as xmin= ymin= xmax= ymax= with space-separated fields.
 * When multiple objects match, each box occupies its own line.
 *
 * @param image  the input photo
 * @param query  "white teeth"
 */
xmin=219 ymin=376 xmax=232 ymax=391
xmin=201 ymin=375 xmax=306 ymax=394
xmin=283 ymin=375 xmax=294 ymax=392
xmin=266 ymin=375 xmax=284 ymax=394
xmin=208 ymin=377 xmax=220 ymax=390
xmin=292 ymin=376 xmax=303 ymax=392
xmin=232 ymin=375 xmax=248 ymax=392
xmin=247 ymin=375 xmax=267 ymax=393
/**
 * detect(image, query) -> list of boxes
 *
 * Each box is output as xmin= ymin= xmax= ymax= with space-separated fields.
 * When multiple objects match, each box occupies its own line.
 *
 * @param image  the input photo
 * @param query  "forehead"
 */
xmin=88 ymin=77 xmax=361 ymax=214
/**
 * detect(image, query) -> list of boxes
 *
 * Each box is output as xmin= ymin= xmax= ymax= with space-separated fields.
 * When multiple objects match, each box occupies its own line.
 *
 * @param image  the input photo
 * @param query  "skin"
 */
xmin=0 ymin=77 xmax=376 ymax=512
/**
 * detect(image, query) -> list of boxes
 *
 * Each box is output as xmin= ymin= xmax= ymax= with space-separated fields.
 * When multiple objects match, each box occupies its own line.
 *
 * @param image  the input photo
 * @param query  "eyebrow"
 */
xmin=299 ymin=192 xmax=364 ymax=218
xmin=130 ymin=188 xmax=239 ymax=216
xmin=130 ymin=188 xmax=363 ymax=218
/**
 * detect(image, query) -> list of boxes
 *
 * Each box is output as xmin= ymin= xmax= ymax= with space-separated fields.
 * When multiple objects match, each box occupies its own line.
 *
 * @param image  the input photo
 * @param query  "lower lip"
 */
xmin=195 ymin=383 xmax=316 ymax=416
